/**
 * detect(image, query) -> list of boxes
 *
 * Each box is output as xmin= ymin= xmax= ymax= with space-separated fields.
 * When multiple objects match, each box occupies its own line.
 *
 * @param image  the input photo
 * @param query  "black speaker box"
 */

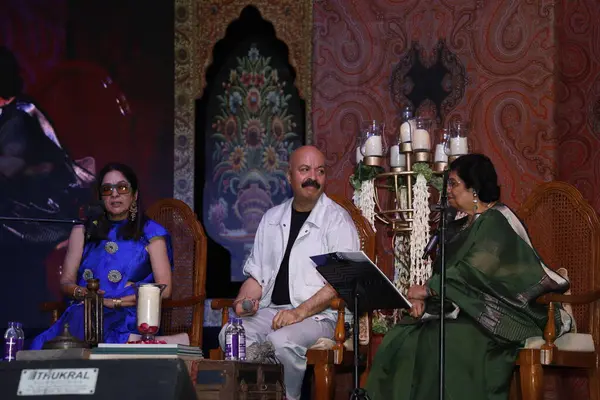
xmin=0 ymin=358 xmax=197 ymax=399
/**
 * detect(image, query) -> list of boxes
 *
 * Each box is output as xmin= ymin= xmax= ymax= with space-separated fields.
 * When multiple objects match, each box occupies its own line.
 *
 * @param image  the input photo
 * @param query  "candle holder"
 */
xmin=360 ymin=120 xmax=386 ymax=167
xmin=84 ymin=279 xmax=104 ymax=347
xmin=135 ymin=283 xmax=167 ymax=342
xmin=412 ymin=118 xmax=432 ymax=163
xmin=449 ymin=120 xmax=469 ymax=158
xmin=433 ymin=128 xmax=450 ymax=173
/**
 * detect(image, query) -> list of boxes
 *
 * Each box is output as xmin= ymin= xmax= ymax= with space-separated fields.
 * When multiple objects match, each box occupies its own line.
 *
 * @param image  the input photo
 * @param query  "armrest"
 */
xmin=330 ymin=297 xmax=346 ymax=311
xmin=328 ymin=296 xmax=346 ymax=364
xmin=536 ymin=290 xmax=600 ymax=305
xmin=210 ymin=298 xmax=234 ymax=310
xmin=534 ymin=289 xmax=600 ymax=364
xmin=208 ymin=298 xmax=235 ymax=361
xmin=40 ymin=302 xmax=65 ymax=312
xmin=40 ymin=302 xmax=66 ymax=325
xmin=162 ymin=295 xmax=205 ymax=309
xmin=209 ymin=298 xmax=235 ymax=328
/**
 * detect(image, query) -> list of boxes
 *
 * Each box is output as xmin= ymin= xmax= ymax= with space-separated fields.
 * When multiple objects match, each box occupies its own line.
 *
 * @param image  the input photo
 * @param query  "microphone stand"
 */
xmin=438 ymin=170 xmax=450 ymax=400
xmin=0 ymin=216 xmax=83 ymax=224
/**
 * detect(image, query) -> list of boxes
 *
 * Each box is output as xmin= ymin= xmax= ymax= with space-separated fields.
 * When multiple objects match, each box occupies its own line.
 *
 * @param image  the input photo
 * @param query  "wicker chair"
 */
xmin=146 ymin=198 xmax=207 ymax=347
xmin=515 ymin=181 xmax=600 ymax=400
xmin=208 ymin=193 xmax=376 ymax=400
xmin=41 ymin=198 xmax=207 ymax=347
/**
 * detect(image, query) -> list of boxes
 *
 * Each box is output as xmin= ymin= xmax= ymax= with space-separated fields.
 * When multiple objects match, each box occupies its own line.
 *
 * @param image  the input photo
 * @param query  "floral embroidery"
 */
xmin=104 ymin=241 xmax=119 ymax=254
xmin=108 ymin=270 xmax=122 ymax=283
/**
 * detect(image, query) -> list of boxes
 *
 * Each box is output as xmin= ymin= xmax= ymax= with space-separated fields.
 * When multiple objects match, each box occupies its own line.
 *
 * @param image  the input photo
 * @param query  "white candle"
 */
xmin=137 ymin=285 xmax=161 ymax=328
xmin=434 ymin=144 xmax=448 ymax=163
xmin=355 ymin=146 xmax=364 ymax=163
xmin=399 ymin=120 xmax=417 ymax=143
xmin=364 ymin=135 xmax=383 ymax=156
xmin=389 ymin=145 xmax=406 ymax=167
xmin=450 ymin=137 xmax=468 ymax=156
xmin=412 ymin=129 xmax=431 ymax=151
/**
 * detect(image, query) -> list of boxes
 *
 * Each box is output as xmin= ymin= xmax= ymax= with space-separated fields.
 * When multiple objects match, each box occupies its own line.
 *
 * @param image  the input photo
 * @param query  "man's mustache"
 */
xmin=301 ymin=179 xmax=321 ymax=189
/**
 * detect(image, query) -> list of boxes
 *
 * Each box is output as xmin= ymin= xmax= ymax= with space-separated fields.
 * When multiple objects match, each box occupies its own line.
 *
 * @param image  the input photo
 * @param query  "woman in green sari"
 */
xmin=365 ymin=154 xmax=571 ymax=400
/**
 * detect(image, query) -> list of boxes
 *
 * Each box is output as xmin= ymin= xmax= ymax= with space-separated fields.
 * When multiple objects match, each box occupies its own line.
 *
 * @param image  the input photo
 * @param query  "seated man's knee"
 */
xmin=266 ymin=329 xmax=294 ymax=355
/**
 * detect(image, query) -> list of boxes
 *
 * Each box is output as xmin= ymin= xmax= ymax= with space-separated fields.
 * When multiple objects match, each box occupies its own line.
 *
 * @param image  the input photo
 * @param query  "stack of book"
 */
xmin=90 ymin=343 xmax=203 ymax=360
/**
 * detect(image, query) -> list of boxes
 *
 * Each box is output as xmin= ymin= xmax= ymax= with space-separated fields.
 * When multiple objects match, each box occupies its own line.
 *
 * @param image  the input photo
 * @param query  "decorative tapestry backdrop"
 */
xmin=203 ymin=42 xmax=303 ymax=281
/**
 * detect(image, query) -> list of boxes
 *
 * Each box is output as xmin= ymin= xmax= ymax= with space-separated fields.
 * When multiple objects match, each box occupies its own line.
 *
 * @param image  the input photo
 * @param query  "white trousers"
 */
xmin=219 ymin=306 xmax=335 ymax=400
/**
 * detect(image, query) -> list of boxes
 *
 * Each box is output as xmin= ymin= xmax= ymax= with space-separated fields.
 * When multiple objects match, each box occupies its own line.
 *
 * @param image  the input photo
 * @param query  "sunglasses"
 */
xmin=100 ymin=182 xmax=131 ymax=196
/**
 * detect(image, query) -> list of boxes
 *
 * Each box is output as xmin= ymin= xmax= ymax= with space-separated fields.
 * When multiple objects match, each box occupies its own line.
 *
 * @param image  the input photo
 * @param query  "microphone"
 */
xmin=241 ymin=299 xmax=254 ymax=312
xmin=422 ymin=207 xmax=457 ymax=259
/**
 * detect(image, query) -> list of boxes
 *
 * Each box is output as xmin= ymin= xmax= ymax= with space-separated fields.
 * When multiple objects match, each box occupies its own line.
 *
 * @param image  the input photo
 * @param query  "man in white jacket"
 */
xmin=219 ymin=145 xmax=360 ymax=399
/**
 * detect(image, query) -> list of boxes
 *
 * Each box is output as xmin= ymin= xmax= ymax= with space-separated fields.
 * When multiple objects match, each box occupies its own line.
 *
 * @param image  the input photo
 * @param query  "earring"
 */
xmin=473 ymin=190 xmax=479 ymax=212
xmin=129 ymin=200 xmax=138 ymax=221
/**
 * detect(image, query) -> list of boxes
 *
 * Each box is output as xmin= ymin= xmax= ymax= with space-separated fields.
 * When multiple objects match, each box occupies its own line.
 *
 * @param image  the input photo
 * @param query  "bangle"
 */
xmin=73 ymin=286 xmax=85 ymax=300
xmin=112 ymin=298 xmax=122 ymax=309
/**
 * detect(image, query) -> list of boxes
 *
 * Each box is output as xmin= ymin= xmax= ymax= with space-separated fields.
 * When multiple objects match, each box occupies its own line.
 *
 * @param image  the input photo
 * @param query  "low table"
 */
xmin=187 ymin=359 xmax=284 ymax=400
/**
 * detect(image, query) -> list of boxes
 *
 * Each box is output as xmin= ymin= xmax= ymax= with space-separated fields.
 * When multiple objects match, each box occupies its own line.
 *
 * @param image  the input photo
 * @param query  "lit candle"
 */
xmin=434 ymin=144 xmax=448 ymax=163
xmin=389 ymin=145 xmax=406 ymax=167
xmin=399 ymin=120 xmax=417 ymax=143
xmin=364 ymin=135 xmax=383 ymax=156
xmin=450 ymin=137 xmax=468 ymax=156
xmin=412 ymin=128 xmax=431 ymax=151
xmin=356 ymin=146 xmax=364 ymax=163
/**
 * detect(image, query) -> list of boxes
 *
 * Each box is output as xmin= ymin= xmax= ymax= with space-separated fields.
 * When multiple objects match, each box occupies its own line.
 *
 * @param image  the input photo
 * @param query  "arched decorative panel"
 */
xmin=174 ymin=0 xmax=313 ymax=207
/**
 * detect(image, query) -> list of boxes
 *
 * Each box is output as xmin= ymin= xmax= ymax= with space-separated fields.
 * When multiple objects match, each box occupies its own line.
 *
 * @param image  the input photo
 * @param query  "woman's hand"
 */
xmin=409 ymin=300 xmax=425 ymax=319
xmin=103 ymin=298 xmax=115 ymax=308
xmin=407 ymin=285 xmax=429 ymax=301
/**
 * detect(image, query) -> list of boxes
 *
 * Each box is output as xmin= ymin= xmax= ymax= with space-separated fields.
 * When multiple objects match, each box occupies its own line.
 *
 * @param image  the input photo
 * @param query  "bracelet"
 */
xmin=112 ymin=298 xmax=122 ymax=309
xmin=73 ymin=286 xmax=86 ymax=300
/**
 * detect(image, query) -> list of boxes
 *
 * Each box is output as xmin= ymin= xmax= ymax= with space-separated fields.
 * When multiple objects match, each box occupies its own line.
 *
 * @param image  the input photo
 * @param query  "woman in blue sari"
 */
xmin=31 ymin=163 xmax=173 ymax=349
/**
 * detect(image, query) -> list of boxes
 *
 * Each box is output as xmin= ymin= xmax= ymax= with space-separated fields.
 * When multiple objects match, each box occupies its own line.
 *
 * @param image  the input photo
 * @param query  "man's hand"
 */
xmin=407 ymin=285 xmax=429 ymax=301
xmin=234 ymin=298 xmax=259 ymax=317
xmin=272 ymin=309 xmax=306 ymax=330
xmin=409 ymin=300 xmax=425 ymax=319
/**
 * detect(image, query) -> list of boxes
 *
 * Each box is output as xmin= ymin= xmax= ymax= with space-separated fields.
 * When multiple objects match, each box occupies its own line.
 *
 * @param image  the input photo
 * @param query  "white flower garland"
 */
xmin=409 ymin=174 xmax=432 ymax=286
xmin=353 ymin=179 xmax=376 ymax=231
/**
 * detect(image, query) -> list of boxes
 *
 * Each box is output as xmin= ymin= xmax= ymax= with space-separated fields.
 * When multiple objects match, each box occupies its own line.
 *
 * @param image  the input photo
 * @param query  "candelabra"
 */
xmin=356 ymin=108 xmax=470 ymax=235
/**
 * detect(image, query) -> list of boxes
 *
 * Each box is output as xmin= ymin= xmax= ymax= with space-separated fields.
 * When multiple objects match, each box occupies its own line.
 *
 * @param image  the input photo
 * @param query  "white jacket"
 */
xmin=243 ymin=193 xmax=360 ymax=321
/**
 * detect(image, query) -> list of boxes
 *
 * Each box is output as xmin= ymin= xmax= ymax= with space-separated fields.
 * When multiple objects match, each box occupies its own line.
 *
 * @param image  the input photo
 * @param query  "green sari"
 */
xmin=365 ymin=206 xmax=569 ymax=400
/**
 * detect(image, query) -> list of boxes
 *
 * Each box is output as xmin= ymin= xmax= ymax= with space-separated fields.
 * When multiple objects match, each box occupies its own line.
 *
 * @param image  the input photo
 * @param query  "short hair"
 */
xmin=449 ymin=154 xmax=501 ymax=202
xmin=0 ymin=46 xmax=23 ymax=98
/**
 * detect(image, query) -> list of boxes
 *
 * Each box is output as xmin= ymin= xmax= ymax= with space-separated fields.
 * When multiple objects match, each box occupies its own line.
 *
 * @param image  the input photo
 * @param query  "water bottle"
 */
xmin=238 ymin=319 xmax=246 ymax=362
xmin=14 ymin=322 xmax=24 ymax=353
xmin=4 ymin=322 xmax=23 ymax=362
xmin=224 ymin=317 xmax=236 ymax=361
xmin=231 ymin=318 xmax=240 ymax=361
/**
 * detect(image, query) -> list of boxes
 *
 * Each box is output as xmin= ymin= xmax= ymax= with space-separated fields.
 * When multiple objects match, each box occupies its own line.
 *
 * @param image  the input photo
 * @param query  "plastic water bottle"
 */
xmin=238 ymin=319 xmax=246 ymax=362
xmin=14 ymin=322 xmax=24 ymax=353
xmin=224 ymin=317 xmax=236 ymax=361
xmin=231 ymin=318 xmax=240 ymax=360
xmin=4 ymin=322 xmax=24 ymax=362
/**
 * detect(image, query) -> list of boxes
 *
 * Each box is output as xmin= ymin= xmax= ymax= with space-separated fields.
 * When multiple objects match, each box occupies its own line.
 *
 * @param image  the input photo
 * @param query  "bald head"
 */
xmin=290 ymin=145 xmax=325 ymax=169
xmin=288 ymin=145 xmax=326 ymax=211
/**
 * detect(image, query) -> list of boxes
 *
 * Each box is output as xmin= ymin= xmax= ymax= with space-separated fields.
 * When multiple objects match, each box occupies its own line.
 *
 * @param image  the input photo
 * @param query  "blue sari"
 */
xmin=30 ymin=219 xmax=173 ymax=349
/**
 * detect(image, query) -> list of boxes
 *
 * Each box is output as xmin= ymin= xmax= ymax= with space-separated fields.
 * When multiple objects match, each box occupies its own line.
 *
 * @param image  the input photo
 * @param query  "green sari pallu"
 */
xmin=365 ymin=205 xmax=570 ymax=400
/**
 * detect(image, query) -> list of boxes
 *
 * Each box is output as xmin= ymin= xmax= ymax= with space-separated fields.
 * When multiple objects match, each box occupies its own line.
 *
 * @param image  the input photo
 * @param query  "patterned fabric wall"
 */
xmin=312 ymin=1 xmax=599 ymax=398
